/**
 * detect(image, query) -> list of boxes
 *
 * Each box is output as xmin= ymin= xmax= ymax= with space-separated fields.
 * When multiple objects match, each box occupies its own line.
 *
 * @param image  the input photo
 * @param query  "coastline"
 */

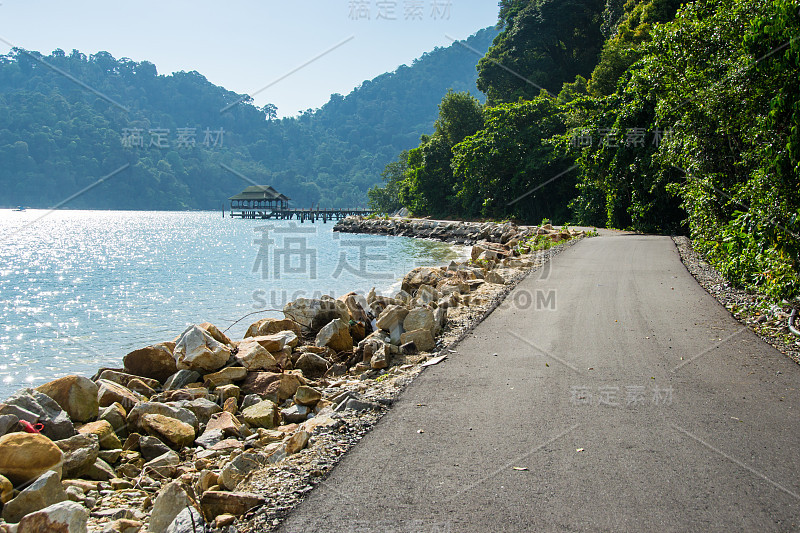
xmin=0 ymin=217 xmax=584 ymax=533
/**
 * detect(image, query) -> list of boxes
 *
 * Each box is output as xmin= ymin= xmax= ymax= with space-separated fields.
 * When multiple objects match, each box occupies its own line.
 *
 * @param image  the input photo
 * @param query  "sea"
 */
xmin=0 ymin=210 xmax=465 ymax=400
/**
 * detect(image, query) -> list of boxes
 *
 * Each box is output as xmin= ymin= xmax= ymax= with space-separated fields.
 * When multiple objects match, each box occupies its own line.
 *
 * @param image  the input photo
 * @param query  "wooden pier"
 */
xmin=229 ymin=207 xmax=373 ymax=222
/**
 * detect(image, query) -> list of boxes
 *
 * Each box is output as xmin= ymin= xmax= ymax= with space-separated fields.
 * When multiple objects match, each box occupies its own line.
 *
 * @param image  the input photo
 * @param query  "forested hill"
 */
xmin=0 ymin=27 xmax=497 ymax=210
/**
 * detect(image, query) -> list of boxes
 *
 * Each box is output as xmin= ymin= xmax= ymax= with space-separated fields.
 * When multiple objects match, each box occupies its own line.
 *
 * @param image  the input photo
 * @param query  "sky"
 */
xmin=0 ymin=1 xmax=500 ymax=117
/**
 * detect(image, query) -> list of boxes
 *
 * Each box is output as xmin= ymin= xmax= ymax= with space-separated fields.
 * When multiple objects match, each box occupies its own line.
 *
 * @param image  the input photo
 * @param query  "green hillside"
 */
xmin=0 ymin=27 xmax=497 ymax=210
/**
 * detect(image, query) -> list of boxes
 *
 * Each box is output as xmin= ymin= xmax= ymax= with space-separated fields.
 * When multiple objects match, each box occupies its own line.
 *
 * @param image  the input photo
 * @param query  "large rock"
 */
xmin=203 ymin=366 xmax=247 ymax=388
xmin=142 ymin=451 xmax=179 ymax=479
xmin=401 ymin=266 xmax=447 ymax=294
xmin=0 ymin=474 xmax=13 ymax=504
xmin=376 ymin=305 xmax=409 ymax=345
xmin=314 ymin=318 xmax=353 ymax=352
xmin=97 ymin=370 xmax=161 ymax=392
xmin=205 ymin=412 xmax=244 ymax=438
xmin=163 ymin=370 xmax=201 ymax=391
xmin=235 ymin=339 xmax=279 ymax=372
xmin=123 ymin=342 xmax=177 ymax=383
xmin=294 ymin=386 xmax=321 ymax=406
xmin=83 ymin=457 xmax=115 ymax=481
xmin=77 ymin=420 xmax=122 ymax=450
xmin=0 ymin=414 xmax=18 ymax=437
xmin=400 ymin=329 xmax=436 ymax=352
xmin=175 ymin=398 xmax=221 ymax=426
xmin=0 ymin=433 xmax=62 ymax=486
xmin=198 ymin=322 xmax=233 ymax=347
xmin=96 ymin=379 xmax=146 ymax=410
xmin=199 ymin=491 xmax=265 ymax=519
xmin=283 ymin=297 xmax=349 ymax=334
xmin=244 ymin=318 xmax=302 ymax=338
xmin=165 ymin=506 xmax=206 ymax=533
xmin=15 ymin=501 xmax=88 ymax=532
xmin=173 ymin=325 xmax=231 ymax=373
xmin=35 ymin=376 xmax=99 ymax=423
xmin=56 ymin=433 xmax=100 ymax=479
xmin=139 ymin=435 xmax=172 ymax=461
xmin=294 ymin=352 xmax=328 ymax=379
xmin=403 ymin=307 xmax=435 ymax=334
xmin=0 ymin=389 xmax=76 ymax=441
xmin=219 ymin=452 xmax=269 ymax=491
xmin=140 ymin=414 xmax=195 ymax=449
xmin=249 ymin=331 xmax=299 ymax=353
xmin=284 ymin=430 xmax=311 ymax=455
xmin=2 ymin=470 xmax=67 ymax=523
xmin=98 ymin=403 xmax=127 ymax=434
xmin=241 ymin=401 xmax=280 ymax=429
xmin=241 ymin=372 xmax=303 ymax=401
xmin=127 ymin=402 xmax=199 ymax=432
xmin=149 ymin=481 xmax=193 ymax=533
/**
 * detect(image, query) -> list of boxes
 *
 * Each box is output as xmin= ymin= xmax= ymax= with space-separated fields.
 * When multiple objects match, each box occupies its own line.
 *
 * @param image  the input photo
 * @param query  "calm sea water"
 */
xmin=0 ymin=210 xmax=465 ymax=400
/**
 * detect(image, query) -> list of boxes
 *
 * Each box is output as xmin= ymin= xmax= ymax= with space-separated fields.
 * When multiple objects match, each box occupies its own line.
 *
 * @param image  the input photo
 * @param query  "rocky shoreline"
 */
xmin=0 ymin=219 xmax=584 ymax=533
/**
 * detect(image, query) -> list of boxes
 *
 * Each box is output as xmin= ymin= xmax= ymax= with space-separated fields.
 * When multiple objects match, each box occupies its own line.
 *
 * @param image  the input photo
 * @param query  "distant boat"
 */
xmin=12 ymin=206 xmax=26 ymax=212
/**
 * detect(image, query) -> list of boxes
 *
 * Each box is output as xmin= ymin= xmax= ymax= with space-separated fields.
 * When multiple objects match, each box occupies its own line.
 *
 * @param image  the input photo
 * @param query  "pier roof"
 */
xmin=229 ymin=185 xmax=291 ymax=201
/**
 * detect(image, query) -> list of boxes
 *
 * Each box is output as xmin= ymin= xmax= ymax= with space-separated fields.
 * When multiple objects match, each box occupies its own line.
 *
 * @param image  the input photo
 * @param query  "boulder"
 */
xmin=0 ymin=389 xmax=76 ymax=441
xmin=83 ymin=458 xmax=115 ymax=481
xmin=205 ymin=412 xmax=244 ymax=437
xmin=195 ymin=428 xmax=224 ymax=449
xmin=123 ymin=342 xmax=177 ymax=383
xmin=149 ymin=481 xmax=194 ymax=533
xmin=403 ymin=307 xmax=435 ymax=335
xmin=2 ymin=470 xmax=67 ymax=523
xmin=433 ymin=306 xmax=447 ymax=335
xmin=96 ymin=379 xmax=146 ymax=410
xmin=241 ymin=401 xmax=280 ymax=429
xmin=235 ymin=339 xmax=279 ymax=372
xmin=14 ymin=501 xmax=88 ymax=532
xmin=283 ymin=297 xmax=349 ymax=334
xmin=281 ymin=404 xmax=310 ymax=424
xmin=214 ymin=385 xmax=241 ymax=406
xmin=176 ymin=398 xmax=221 ymax=426
xmin=376 ymin=305 xmax=409 ymax=344
xmin=199 ymin=491 xmax=265 ymax=520
xmin=485 ymin=270 xmax=507 ymax=284
xmin=203 ymin=366 xmax=247 ymax=388
xmin=127 ymin=402 xmax=199 ymax=433
xmin=35 ymin=376 xmax=99 ymax=423
xmin=341 ymin=294 xmax=371 ymax=324
xmin=314 ymin=318 xmax=353 ymax=352
xmin=98 ymin=403 xmax=127 ymax=434
xmin=369 ymin=344 xmax=390 ymax=369
xmin=0 ymin=432 xmax=63 ymax=485
xmin=126 ymin=378 xmax=156 ymax=398
xmin=142 ymin=451 xmax=179 ymax=479
xmin=400 ymin=329 xmax=436 ymax=352
xmin=219 ymin=452 xmax=269 ymax=491
xmin=198 ymin=322 xmax=233 ymax=347
xmin=77 ymin=420 xmax=122 ymax=450
xmin=165 ymin=506 xmax=206 ymax=533
xmin=293 ymin=386 xmax=321 ymax=406
xmin=0 ymin=414 xmax=19 ymax=437
xmin=56 ymin=433 xmax=100 ymax=479
xmin=241 ymin=372 xmax=303 ymax=401
xmin=294 ymin=352 xmax=328 ymax=379
xmin=162 ymin=370 xmax=201 ymax=391
xmin=249 ymin=331 xmax=299 ymax=353
xmin=284 ymin=430 xmax=310 ymax=455
xmin=244 ymin=318 xmax=302 ymax=338
xmin=97 ymin=370 xmax=161 ymax=392
xmin=0 ymin=474 xmax=13 ymax=504
xmin=140 ymin=414 xmax=195 ymax=449
xmin=401 ymin=266 xmax=446 ymax=294
xmin=414 ymin=284 xmax=439 ymax=306
xmin=173 ymin=325 xmax=231 ymax=373
xmin=138 ymin=436 xmax=172 ymax=461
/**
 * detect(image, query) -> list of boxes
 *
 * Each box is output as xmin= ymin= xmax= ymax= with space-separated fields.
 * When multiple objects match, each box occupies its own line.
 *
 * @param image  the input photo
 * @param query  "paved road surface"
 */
xmin=278 ymin=235 xmax=800 ymax=532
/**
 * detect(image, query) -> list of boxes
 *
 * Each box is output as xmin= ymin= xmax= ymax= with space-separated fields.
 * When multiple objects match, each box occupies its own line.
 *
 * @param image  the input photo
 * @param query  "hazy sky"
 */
xmin=0 ymin=1 xmax=500 ymax=117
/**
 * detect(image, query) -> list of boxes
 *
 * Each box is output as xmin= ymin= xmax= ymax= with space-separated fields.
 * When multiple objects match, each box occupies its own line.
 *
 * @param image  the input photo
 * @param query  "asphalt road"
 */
xmin=278 ymin=235 xmax=800 ymax=532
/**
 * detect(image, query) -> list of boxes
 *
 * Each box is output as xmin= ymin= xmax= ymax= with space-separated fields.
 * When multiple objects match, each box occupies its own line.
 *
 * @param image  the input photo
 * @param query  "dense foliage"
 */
xmin=0 ymin=28 xmax=497 ymax=209
xmin=373 ymin=0 xmax=799 ymax=298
